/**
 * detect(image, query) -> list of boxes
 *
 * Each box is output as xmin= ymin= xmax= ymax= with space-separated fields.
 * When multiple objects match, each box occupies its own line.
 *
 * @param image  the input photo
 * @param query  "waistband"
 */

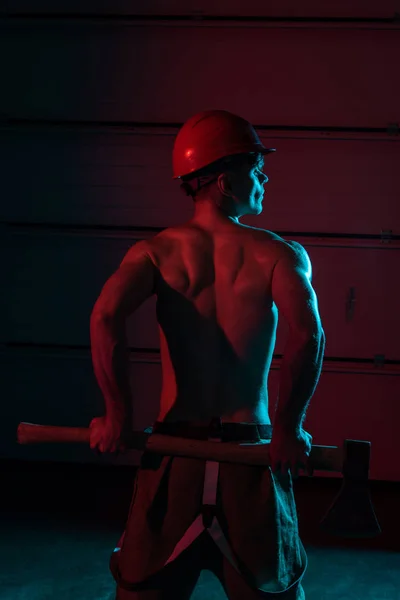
xmin=152 ymin=419 xmax=272 ymax=442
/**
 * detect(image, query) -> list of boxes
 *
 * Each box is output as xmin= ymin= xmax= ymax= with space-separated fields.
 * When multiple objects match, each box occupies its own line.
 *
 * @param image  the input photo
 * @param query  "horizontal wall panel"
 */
xmin=4 ymin=231 xmax=400 ymax=360
xmin=2 ymin=22 xmax=400 ymax=127
xmin=1 ymin=348 xmax=399 ymax=480
xmin=3 ymin=1 xmax=398 ymax=19
xmin=2 ymin=129 xmax=399 ymax=235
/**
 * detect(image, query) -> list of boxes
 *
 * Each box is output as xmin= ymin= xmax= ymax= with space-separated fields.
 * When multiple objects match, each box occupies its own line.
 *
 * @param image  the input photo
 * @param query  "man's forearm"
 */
xmin=274 ymin=332 xmax=325 ymax=432
xmin=90 ymin=314 xmax=132 ymax=424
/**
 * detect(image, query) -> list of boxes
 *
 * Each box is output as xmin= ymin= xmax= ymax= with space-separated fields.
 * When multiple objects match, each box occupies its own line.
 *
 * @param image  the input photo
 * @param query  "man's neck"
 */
xmin=191 ymin=200 xmax=241 ymax=228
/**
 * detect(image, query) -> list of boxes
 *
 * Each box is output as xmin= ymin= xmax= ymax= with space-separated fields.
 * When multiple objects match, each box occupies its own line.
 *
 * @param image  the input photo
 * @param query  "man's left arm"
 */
xmin=89 ymin=241 xmax=157 ymax=450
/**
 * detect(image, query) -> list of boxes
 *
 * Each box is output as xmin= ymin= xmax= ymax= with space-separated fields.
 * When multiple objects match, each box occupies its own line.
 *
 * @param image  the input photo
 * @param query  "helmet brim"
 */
xmin=174 ymin=147 xmax=277 ymax=179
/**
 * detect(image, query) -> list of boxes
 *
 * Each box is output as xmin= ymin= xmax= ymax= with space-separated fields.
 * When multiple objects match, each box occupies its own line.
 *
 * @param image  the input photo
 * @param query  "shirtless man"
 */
xmin=89 ymin=110 xmax=325 ymax=599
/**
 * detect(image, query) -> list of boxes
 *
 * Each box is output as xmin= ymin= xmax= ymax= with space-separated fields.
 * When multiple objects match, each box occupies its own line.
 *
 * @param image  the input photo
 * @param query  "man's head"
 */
xmin=181 ymin=152 xmax=269 ymax=219
xmin=173 ymin=110 xmax=275 ymax=223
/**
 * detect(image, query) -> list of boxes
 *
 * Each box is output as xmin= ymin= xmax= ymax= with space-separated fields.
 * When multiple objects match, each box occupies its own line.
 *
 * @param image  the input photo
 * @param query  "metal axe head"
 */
xmin=319 ymin=440 xmax=382 ymax=538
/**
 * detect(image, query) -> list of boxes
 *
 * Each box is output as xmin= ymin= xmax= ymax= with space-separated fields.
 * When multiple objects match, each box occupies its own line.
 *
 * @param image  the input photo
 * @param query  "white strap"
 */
xmin=202 ymin=459 xmax=219 ymax=504
xmin=203 ymin=459 xmax=241 ymax=571
xmin=164 ymin=513 xmax=204 ymax=565
xmin=165 ymin=441 xmax=222 ymax=566
xmin=165 ymin=438 xmax=240 ymax=573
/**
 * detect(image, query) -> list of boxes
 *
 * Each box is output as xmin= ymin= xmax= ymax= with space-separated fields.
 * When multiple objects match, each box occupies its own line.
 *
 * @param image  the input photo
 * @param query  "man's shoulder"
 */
xmin=249 ymin=227 xmax=290 ymax=250
xmin=147 ymin=226 xmax=190 ymax=252
xmin=257 ymin=229 xmax=305 ymax=252
xmin=257 ymin=228 xmax=285 ymax=242
xmin=250 ymin=229 xmax=311 ymax=267
xmin=143 ymin=227 xmax=187 ymax=265
xmin=264 ymin=236 xmax=310 ymax=273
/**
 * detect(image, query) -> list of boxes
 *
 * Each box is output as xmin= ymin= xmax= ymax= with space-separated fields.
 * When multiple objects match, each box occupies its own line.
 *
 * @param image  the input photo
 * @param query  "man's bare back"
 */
xmin=147 ymin=220 xmax=288 ymax=425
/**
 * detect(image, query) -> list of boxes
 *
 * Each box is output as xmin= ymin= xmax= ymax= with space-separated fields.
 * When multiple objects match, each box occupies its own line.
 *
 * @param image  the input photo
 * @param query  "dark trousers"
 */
xmin=115 ymin=528 xmax=305 ymax=599
xmin=113 ymin=420 xmax=307 ymax=599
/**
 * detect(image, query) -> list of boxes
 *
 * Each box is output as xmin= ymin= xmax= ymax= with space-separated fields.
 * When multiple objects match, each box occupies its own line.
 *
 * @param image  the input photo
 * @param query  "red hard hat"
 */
xmin=172 ymin=109 xmax=276 ymax=179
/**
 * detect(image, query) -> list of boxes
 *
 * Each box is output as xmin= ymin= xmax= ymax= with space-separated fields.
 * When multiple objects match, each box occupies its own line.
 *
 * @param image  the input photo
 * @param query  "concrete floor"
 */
xmin=1 ymin=460 xmax=399 ymax=600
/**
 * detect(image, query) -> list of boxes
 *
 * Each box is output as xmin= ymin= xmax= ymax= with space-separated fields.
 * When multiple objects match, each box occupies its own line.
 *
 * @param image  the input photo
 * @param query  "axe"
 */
xmin=17 ymin=422 xmax=381 ymax=539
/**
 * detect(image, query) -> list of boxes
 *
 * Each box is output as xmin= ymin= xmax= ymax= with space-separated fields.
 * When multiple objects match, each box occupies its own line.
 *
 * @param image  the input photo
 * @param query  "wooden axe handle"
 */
xmin=17 ymin=422 xmax=343 ymax=472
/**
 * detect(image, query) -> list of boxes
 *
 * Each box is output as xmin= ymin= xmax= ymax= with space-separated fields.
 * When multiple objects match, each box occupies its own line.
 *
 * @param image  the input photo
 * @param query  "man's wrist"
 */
xmin=106 ymin=406 xmax=132 ymax=427
xmin=273 ymin=414 xmax=302 ymax=434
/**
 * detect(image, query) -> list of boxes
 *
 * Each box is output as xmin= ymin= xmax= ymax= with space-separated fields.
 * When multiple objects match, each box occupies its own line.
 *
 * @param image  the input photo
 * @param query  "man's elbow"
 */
xmin=90 ymin=300 xmax=128 ymax=334
xmin=293 ymin=323 xmax=324 ymax=338
xmin=91 ymin=303 xmax=107 ymax=321
xmin=90 ymin=304 xmax=116 ymax=328
xmin=310 ymin=328 xmax=325 ymax=344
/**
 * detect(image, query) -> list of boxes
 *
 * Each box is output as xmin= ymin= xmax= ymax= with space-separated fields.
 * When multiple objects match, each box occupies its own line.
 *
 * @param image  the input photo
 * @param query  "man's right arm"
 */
xmin=271 ymin=241 xmax=326 ymax=433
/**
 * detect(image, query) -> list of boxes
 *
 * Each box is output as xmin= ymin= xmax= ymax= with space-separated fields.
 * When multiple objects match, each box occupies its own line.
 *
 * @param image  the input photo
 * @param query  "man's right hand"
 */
xmin=269 ymin=427 xmax=313 ymax=479
xmin=89 ymin=415 xmax=130 ymax=454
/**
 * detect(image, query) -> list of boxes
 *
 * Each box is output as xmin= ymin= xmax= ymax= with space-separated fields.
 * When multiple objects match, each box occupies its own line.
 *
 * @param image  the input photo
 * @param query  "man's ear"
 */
xmin=217 ymin=173 xmax=232 ymax=197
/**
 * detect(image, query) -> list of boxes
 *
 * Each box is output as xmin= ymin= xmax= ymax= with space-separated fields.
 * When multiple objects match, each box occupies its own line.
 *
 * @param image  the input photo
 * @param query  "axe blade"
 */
xmin=319 ymin=440 xmax=382 ymax=538
xmin=319 ymin=479 xmax=382 ymax=538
